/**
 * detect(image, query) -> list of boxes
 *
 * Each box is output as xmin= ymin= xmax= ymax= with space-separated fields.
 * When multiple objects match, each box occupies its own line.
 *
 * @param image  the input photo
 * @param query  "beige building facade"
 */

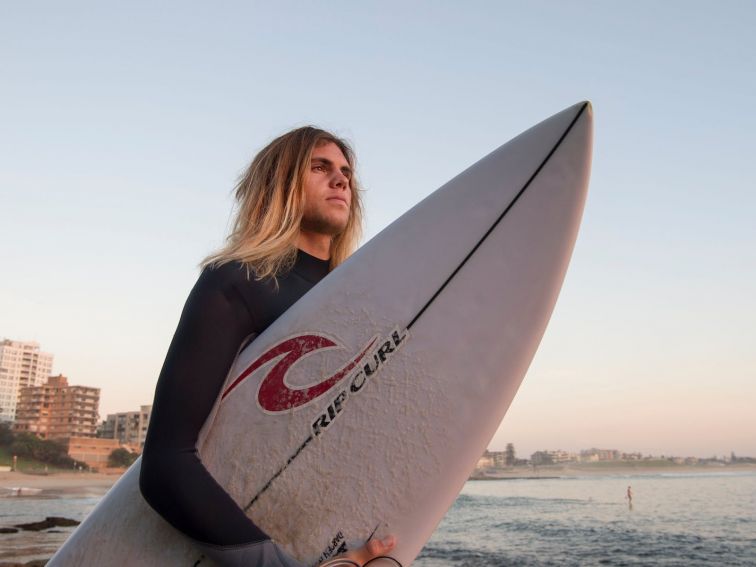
xmin=14 ymin=375 xmax=100 ymax=440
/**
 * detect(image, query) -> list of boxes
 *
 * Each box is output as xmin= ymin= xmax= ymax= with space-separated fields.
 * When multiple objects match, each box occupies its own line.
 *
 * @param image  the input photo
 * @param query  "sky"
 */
xmin=1 ymin=1 xmax=754 ymax=458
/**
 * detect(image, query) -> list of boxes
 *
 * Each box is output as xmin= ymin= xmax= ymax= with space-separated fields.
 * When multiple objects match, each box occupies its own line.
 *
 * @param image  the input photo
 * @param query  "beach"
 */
xmin=0 ymin=471 xmax=121 ymax=494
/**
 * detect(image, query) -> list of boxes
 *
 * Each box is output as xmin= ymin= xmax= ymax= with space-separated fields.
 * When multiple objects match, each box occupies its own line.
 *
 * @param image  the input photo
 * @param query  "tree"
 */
xmin=10 ymin=433 xmax=79 ymax=468
xmin=0 ymin=422 xmax=14 ymax=446
xmin=108 ymin=448 xmax=138 ymax=468
xmin=505 ymin=443 xmax=516 ymax=466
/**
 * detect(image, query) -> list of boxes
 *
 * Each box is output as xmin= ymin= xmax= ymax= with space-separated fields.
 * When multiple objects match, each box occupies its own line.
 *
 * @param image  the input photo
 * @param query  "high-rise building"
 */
xmin=13 ymin=374 xmax=100 ymax=439
xmin=99 ymin=405 xmax=152 ymax=451
xmin=0 ymin=339 xmax=54 ymax=422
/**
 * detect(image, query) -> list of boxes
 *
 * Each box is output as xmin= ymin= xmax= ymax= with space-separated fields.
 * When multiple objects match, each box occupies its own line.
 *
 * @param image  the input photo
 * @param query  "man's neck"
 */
xmin=297 ymin=230 xmax=331 ymax=260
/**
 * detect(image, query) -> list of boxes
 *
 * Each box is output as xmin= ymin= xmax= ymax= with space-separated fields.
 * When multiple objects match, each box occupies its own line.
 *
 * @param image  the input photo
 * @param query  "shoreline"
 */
xmin=0 ymin=472 xmax=122 ymax=566
xmin=2 ymin=463 xmax=755 ymax=488
xmin=470 ymin=462 xmax=756 ymax=480
xmin=0 ymin=471 xmax=121 ymax=498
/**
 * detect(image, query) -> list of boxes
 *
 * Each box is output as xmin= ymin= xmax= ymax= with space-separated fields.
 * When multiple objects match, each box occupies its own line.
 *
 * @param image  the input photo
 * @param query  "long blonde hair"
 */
xmin=202 ymin=126 xmax=364 ymax=280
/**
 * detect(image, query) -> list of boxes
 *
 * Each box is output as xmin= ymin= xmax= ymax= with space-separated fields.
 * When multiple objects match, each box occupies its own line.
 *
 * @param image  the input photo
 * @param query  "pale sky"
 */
xmin=1 ymin=1 xmax=754 ymax=458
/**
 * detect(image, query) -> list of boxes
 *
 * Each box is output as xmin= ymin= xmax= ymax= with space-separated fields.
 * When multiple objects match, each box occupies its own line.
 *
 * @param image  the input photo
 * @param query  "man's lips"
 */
xmin=327 ymin=197 xmax=349 ymax=206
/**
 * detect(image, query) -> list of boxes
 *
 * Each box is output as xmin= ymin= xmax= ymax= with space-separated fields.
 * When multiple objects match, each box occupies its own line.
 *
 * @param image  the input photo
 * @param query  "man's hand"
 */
xmin=320 ymin=535 xmax=397 ymax=566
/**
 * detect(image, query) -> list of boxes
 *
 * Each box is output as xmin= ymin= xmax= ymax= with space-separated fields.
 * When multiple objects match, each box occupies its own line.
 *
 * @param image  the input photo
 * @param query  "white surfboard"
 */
xmin=49 ymin=101 xmax=593 ymax=566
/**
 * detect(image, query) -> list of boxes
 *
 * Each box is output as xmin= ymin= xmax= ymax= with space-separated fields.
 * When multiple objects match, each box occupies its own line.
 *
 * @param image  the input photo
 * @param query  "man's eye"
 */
xmin=313 ymin=165 xmax=325 ymax=172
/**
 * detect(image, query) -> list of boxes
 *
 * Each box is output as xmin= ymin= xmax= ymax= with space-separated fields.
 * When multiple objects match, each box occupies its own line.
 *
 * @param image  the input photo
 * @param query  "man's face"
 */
xmin=301 ymin=141 xmax=352 ymax=236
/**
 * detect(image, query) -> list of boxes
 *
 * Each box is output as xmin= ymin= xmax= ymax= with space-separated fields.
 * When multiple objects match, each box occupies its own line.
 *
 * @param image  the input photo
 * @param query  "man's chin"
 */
xmin=301 ymin=216 xmax=347 ymax=237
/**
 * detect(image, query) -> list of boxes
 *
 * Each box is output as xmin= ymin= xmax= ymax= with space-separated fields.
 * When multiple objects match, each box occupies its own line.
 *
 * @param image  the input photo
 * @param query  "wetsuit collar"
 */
xmin=293 ymin=249 xmax=330 ymax=283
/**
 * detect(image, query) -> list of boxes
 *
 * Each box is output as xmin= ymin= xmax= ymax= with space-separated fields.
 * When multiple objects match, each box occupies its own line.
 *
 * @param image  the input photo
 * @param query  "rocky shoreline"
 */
xmin=1 ymin=517 xmax=80 ymax=534
xmin=0 ymin=471 xmax=119 ymax=566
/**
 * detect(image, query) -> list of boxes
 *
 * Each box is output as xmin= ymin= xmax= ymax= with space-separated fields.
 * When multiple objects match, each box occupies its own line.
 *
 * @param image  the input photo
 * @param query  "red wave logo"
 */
xmin=221 ymin=334 xmax=377 ymax=412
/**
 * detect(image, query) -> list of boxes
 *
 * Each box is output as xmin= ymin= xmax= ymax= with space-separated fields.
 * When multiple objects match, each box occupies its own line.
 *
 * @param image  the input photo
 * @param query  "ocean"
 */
xmin=1 ymin=472 xmax=754 ymax=566
xmin=415 ymin=472 xmax=756 ymax=566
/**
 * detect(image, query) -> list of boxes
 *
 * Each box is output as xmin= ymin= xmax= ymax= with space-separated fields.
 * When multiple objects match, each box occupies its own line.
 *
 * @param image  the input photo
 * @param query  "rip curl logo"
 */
xmin=220 ymin=333 xmax=380 ymax=412
xmin=234 ymin=327 xmax=409 ymax=520
xmin=311 ymin=328 xmax=407 ymax=437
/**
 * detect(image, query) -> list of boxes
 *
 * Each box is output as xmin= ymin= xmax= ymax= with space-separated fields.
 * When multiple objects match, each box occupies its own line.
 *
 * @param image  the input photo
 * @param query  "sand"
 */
xmin=0 ymin=471 xmax=121 ymax=495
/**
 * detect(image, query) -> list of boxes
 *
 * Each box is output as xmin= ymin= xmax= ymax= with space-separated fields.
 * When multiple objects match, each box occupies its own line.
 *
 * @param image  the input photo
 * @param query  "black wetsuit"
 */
xmin=140 ymin=250 xmax=329 ymax=566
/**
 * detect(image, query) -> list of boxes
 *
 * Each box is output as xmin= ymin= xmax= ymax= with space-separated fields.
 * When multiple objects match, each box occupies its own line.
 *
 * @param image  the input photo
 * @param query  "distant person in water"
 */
xmin=626 ymin=485 xmax=633 ymax=510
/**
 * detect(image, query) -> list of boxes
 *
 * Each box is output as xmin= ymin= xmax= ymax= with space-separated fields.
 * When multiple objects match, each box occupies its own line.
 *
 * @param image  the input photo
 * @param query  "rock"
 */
xmin=0 ymin=527 xmax=20 ymax=533
xmin=14 ymin=516 xmax=80 ymax=531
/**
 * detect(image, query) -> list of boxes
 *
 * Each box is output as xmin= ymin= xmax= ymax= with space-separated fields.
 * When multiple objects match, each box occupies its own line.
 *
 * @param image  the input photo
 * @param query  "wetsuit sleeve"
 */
xmin=192 ymin=540 xmax=307 ymax=567
xmin=139 ymin=267 xmax=272 ymax=548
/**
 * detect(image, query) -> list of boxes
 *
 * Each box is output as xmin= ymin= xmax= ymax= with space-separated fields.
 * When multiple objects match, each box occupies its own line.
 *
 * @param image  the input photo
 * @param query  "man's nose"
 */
xmin=332 ymin=170 xmax=349 ymax=189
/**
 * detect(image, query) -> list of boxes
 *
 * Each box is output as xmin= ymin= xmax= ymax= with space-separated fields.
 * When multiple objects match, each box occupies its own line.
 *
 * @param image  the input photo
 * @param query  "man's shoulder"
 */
xmin=195 ymin=261 xmax=250 ymax=293
xmin=197 ymin=260 xmax=272 ymax=296
xmin=203 ymin=260 xmax=248 ymax=279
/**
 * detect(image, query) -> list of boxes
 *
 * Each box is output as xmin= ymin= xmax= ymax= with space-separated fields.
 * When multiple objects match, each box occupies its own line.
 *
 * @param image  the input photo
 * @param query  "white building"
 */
xmin=0 ymin=339 xmax=54 ymax=422
xmin=530 ymin=449 xmax=577 ymax=465
xmin=579 ymin=448 xmax=621 ymax=462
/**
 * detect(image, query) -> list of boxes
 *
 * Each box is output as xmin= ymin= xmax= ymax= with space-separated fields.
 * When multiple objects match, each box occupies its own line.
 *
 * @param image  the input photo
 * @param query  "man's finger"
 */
xmin=368 ymin=535 xmax=396 ymax=556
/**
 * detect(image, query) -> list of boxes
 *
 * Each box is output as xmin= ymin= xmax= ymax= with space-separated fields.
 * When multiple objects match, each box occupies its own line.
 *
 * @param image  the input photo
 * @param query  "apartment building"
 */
xmin=100 ymin=405 xmax=152 ymax=451
xmin=13 ymin=374 xmax=100 ymax=439
xmin=0 ymin=339 xmax=54 ymax=422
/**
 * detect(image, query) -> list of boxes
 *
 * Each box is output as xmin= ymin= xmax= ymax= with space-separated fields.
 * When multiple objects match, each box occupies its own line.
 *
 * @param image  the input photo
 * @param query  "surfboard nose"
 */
xmin=546 ymin=100 xmax=593 ymax=147
xmin=578 ymin=100 xmax=593 ymax=131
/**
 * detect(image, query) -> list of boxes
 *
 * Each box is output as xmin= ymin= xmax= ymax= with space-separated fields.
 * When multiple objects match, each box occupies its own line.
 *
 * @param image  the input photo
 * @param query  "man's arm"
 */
xmin=139 ymin=266 xmax=271 ymax=545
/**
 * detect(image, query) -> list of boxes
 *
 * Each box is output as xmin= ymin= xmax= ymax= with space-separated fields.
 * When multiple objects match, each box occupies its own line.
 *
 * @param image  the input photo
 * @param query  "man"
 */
xmin=140 ymin=127 xmax=395 ymax=566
